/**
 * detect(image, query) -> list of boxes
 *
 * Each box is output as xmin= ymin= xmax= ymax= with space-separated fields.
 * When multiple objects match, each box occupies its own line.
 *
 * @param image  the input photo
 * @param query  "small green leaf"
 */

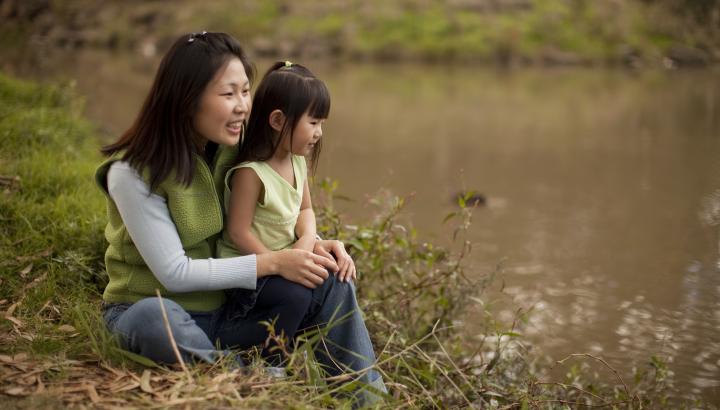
xmin=442 ymin=212 xmax=457 ymax=223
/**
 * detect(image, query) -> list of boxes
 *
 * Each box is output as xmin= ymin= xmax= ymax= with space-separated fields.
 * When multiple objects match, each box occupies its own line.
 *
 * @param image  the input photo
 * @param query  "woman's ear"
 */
xmin=269 ymin=110 xmax=286 ymax=132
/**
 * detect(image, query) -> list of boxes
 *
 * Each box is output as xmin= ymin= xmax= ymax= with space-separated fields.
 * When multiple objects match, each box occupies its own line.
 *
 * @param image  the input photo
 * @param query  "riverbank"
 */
xmin=1 ymin=0 xmax=718 ymax=69
xmin=0 ymin=72 xmax=705 ymax=407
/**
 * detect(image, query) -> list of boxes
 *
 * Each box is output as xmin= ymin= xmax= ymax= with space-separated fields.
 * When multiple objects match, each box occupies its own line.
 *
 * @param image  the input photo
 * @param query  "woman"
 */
xmin=95 ymin=31 xmax=386 ymax=404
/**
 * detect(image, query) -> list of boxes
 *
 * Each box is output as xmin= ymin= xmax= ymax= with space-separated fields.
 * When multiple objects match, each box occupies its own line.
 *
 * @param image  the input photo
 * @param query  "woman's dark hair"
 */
xmin=101 ymin=31 xmax=255 ymax=189
xmin=239 ymin=61 xmax=330 ymax=173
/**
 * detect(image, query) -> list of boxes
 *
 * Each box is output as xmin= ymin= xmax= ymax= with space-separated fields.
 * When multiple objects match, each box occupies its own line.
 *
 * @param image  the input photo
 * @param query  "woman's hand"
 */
xmin=314 ymin=240 xmax=356 ymax=282
xmin=257 ymin=249 xmax=337 ymax=289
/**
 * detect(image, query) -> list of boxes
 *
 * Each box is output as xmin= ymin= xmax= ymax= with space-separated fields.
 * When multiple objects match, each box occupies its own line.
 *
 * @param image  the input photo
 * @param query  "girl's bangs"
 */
xmin=307 ymin=79 xmax=331 ymax=119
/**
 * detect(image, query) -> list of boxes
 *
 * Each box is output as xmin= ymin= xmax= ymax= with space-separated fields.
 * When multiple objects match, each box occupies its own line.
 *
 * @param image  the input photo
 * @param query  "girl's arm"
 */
xmin=293 ymin=178 xmax=317 ymax=252
xmin=229 ymin=167 xmax=337 ymax=288
xmin=227 ymin=167 xmax=273 ymax=255
xmin=296 ymin=180 xmax=356 ymax=283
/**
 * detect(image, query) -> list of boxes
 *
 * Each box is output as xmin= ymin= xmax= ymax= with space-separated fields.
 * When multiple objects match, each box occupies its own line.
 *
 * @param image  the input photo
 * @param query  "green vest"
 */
xmin=95 ymin=144 xmax=239 ymax=311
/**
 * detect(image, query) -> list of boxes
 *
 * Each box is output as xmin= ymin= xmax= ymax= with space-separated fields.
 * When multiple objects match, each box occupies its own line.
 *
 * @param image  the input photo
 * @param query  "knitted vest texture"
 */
xmin=95 ymin=144 xmax=239 ymax=311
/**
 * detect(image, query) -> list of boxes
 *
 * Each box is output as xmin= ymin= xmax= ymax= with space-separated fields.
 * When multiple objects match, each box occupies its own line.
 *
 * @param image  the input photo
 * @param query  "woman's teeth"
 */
xmin=227 ymin=121 xmax=242 ymax=128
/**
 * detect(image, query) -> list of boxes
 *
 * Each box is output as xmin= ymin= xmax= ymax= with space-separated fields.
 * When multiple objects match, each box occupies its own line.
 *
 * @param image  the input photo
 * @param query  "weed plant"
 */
xmin=0 ymin=73 xmax=706 ymax=408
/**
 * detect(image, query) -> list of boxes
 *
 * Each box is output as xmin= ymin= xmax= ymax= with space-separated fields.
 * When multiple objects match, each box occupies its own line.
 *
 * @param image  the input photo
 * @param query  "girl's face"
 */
xmin=286 ymin=112 xmax=324 ymax=156
xmin=193 ymin=57 xmax=251 ymax=147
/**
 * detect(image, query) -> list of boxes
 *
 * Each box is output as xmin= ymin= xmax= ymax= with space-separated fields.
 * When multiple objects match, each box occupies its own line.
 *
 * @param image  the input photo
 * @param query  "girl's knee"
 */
xmin=266 ymin=277 xmax=313 ymax=309
xmin=328 ymin=273 xmax=357 ymax=298
xmin=281 ymin=280 xmax=313 ymax=311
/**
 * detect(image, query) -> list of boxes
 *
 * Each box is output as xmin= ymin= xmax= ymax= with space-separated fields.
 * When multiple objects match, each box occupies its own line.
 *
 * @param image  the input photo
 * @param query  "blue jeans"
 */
xmin=103 ymin=273 xmax=386 ymax=405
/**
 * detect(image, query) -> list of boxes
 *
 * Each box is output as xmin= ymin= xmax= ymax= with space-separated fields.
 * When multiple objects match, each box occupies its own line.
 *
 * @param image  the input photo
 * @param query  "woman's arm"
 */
xmin=293 ymin=178 xmax=317 ymax=252
xmin=107 ymin=162 xmax=257 ymax=292
xmin=108 ymin=162 xmax=338 ymax=291
xmin=226 ymin=167 xmax=272 ymax=255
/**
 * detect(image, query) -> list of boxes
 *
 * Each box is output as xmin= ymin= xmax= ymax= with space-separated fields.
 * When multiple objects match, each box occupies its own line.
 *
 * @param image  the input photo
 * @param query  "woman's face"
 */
xmin=193 ymin=57 xmax=251 ymax=147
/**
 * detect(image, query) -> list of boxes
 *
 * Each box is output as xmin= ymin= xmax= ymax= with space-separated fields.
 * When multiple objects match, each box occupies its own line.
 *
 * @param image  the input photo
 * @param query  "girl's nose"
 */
xmin=315 ymin=125 xmax=323 ymax=138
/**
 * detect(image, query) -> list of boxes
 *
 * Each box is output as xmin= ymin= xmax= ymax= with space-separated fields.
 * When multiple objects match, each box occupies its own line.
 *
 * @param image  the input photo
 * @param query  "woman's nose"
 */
xmin=235 ymin=98 xmax=249 ymax=114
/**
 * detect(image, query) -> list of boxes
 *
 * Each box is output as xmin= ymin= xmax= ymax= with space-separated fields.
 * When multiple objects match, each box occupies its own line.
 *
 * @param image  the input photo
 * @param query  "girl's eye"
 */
xmin=221 ymin=92 xmax=233 ymax=96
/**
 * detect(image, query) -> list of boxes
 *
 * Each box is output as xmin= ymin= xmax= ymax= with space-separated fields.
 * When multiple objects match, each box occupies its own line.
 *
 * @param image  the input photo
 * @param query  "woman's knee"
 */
xmin=115 ymin=297 xmax=194 ymax=343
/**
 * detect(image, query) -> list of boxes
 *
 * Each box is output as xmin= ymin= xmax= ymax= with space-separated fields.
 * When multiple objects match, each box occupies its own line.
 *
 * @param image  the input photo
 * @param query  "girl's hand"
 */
xmin=314 ymin=240 xmax=356 ymax=282
xmin=258 ymin=249 xmax=337 ymax=289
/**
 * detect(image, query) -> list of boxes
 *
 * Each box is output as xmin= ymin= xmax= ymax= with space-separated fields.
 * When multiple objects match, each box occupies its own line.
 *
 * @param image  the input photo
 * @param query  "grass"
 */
xmin=0 ymin=72 xmax=709 ymax=408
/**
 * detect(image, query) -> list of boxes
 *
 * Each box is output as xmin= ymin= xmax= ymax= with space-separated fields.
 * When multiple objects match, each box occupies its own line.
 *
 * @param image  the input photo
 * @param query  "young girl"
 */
xmin=216 ymin=61 xmax=356 ymax=361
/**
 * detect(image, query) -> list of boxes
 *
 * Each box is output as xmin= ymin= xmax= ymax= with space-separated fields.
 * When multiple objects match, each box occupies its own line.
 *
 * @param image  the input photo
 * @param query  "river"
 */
xmin=5 ymin=49 xmax=719 ymax=403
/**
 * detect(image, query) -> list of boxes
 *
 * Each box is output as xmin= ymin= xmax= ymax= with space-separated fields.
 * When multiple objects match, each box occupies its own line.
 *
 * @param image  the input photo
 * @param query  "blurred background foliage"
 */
xmin=1 ymin=0 xmax=718 ymax=67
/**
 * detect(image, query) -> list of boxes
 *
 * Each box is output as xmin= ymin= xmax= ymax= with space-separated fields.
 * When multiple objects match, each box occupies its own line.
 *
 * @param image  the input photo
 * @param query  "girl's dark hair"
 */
xmin=101 ymin=31 xmax=255 ymax=189
xmin=239 ymin=61 xmax=330 ymax=173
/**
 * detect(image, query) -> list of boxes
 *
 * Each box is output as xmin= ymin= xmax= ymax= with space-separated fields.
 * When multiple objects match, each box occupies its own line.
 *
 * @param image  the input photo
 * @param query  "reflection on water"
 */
xmin=317 ymin=63 xmax=720 ymax=403
xmin=5 ymin=50 xmax=720 ymax=402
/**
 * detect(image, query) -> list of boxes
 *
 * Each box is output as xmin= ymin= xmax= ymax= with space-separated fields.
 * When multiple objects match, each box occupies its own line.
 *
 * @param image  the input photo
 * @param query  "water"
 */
xmin=319 ymin=64 xmax=720 ymax=403
xmin=6 ymin=50 xmax=720 ymax=402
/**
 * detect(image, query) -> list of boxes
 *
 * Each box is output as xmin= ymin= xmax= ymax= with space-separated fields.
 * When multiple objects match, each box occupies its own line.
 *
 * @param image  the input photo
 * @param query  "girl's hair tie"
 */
xmin=187 ymin=31 xmax=208 ymax=43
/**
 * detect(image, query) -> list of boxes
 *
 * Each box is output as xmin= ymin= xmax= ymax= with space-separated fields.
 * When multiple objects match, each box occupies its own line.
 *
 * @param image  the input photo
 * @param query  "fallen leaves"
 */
xmin=57 ymin=325 xmax=77 ymax=333
xmin=1 ymin=301 xmax=37 ymax=342
xmin=4 ymin=301 xmax=19 ymax=317
xmin=0 ymin=356 xmax=134 ymax=406
xmin=139 ymin=369 xmax=153 ymax=393
xmin=19 ymin=263 xmax=33 ymax=278
xmin=0 ymin=174 xmax=21 ymax=195
xmin=2 ymin=301 xmax=26 ymax=337
xmin=86 ymin=384 xmax=100 ymax=403
xmin=4 ymin=386 xmax=25 ymax=396
xmin=4 ymin=314 xmax=23 ymax=328
xmin=0 ymin=354 xmax=286 ymax=408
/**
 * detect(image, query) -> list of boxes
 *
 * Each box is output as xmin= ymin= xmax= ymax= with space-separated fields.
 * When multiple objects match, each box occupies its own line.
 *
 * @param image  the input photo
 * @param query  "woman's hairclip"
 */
xmin=187 ymin=31 xmax=208 ymax=43
xmin=284 ymin=60 xmax=293 ymax=68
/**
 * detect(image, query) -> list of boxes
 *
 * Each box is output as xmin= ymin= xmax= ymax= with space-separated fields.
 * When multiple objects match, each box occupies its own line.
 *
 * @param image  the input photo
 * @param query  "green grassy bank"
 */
xmin=0 ymin=73 xmax=705 ymax=408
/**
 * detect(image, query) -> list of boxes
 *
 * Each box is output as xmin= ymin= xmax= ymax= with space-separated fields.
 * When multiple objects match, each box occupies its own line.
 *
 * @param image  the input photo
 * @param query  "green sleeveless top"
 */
xmin=217 ymin=155 xmax=306 ymax=257
xmin=95 ymin=144 xmax=239 ymax=311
